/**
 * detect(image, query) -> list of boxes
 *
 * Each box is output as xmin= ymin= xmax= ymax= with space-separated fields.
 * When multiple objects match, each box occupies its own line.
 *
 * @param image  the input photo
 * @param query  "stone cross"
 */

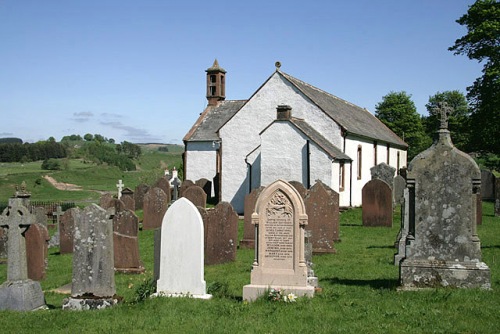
xmin=172 ymin=178 xmax=181 ymax=201
xmin=116 ymin=180 xmax=124 ymax=199
xmin=0 ymin=199 xmax=34 ymax=281
xmin=434 ymin=102 xmax=453 ymax=130
xmin=52 ymin=205 xmax=63 ymax=225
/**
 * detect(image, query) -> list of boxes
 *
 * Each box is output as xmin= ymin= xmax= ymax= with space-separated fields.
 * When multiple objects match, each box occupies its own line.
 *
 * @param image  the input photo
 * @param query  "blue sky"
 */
xmin=0 ymin=0 xmax=481 ymax=144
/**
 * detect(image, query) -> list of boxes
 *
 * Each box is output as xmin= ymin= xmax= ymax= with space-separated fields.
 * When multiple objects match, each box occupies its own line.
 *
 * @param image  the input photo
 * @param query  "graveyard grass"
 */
xmin=1 ymin=202 xmax=499 ymax=333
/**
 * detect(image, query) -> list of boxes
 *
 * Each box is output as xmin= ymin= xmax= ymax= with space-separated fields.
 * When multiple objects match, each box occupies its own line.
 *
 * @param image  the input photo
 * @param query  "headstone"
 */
xmin=477 ymin=193 xmax=483 ymax=225
xmin=116 ymin=179 xmax=124 ymax=199
xmin=304 ymin=230 xmax=318 ymax=288
xmin=179 ymin=179 xmax=195 ymax=197
xmin=0 ymin=227 xmax=7 ymax=263
xmin=289 ymin=180 xmax=308 ymax=199
xmin=202 ymin=202 xmax=238 ymax=265
xmin=393 ymin=175 xmax=406 ymax=205
xmin=240 ymin=187 xmax=265 ymax=249
xmin=109 ymin=198 xmax=126 ymax=213
xmin=113 ymin=209 xmax=144 ymax=273
xmin=153 ymin=177 xmax=171 ymax=204
xmin=362 ymin=179 xmax=393 ymax=227
xmin=481 ymin=170 xmax=496 ymax=201
xmin=99 ymin=192 xmax=114 ymax=210
xmin=304 ymin=180 xmax=339 ymax=253
xmin=49 ymin=206 xmax=63 ymax=247
xmin=0 ymin=198 xmax=46 ymax=311
xmin=370 ymin=162 xmax=396 ymax=189
xmin=213 ymin=173 xmax=220 ymax=204
xmin=495 ymin=179 xmax=500 ymax=217
xmin=62 ymin=204 xmax=117 ymax=310
xmin=59 ymin=207 xmax=79 ymax=254
xmin=154 ymin=198 xmax=211 ymax=299
xmin=25 ymin=222 xmax=49 ymax=281
xmin=242 ymin=179 xmax=315 ymax=301
xmin=399 ymin=102 xmax=490 ymax=289
xmin=394 ymin=188 xmax=410 ymax=265
xmin=195 ymin=178 xmax=212 ymax=199
xmin=33 ymin=207 xmax=47 ymax=227
xmin=142 ymin=187 xmax=168 ymax=230
xmin=120 ymin=187 xmax=135 ymax=211
xmin=134 ymin=184 xmax=150 ymax=210
xmin=182 ymin=185 xmax=207 ymax=209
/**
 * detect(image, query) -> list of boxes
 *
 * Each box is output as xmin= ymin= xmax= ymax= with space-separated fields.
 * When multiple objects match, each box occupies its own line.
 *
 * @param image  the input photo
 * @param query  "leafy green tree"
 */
xmin=423 ymin=91 xmax=471 ymax=150
xmin=375 ymin=91 xmax=431 ymax=160
xmin=449 ymin=0 xmax=500 ymax=154
xmin=84 ymin=133 xmax=94 ymax=141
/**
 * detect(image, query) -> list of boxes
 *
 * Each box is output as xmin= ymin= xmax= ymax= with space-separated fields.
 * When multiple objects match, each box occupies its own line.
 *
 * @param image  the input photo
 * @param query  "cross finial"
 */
xmin=434 ymin=102 xmax=453 ymax=130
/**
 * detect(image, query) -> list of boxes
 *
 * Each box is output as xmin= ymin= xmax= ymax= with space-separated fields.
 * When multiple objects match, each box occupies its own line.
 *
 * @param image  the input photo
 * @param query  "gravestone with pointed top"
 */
xmin=143 ymin=187 xmax=168 ymax=230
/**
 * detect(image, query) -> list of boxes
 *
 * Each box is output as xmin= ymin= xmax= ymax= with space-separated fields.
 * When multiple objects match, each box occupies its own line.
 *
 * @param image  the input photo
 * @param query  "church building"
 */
xmin=183 ymin=60 xmax=407 ymax=213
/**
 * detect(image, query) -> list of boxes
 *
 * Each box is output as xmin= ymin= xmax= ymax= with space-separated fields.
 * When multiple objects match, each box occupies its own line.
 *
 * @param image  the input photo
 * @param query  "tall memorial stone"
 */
xmin=304 ymin=180 xmax=339 ymax=253
xmin=370 ymin=162 xmax=396 ymax=188
xmin=203 ymin=202 xmax=238 ymax=265
xmin=25 ymin=222 xmax=49 ymax=281
xmin=155 ymin=198 xmax=211 ymax=299
xmin=240 ymin=187 xmax=265 ymax=249
xmin=62 ymin=204 xmax=117 ymax=310
xmin=400 ymin=103 xmax=490 ymax=289
xmin=154 ymin=177 xmax=171 ymax=204
xmin=362 ymin=179 xmax=393 ymax=227
xmin=0 ymin=198 xmax=46 ymax=311
xmin=243 ymin=180 xmax=314 ymax=301
xmin=59 ymin=207 xmax=79 ymax=254
xmin=134 ymin=183 xmax=150 ymax=210
xmin=142 ymin=187 xmax=168 ymax=230
xmin=113 ymin=209 xmax=144 ymax=273
xmin=480 ymin=170 xmax=496 ymax=201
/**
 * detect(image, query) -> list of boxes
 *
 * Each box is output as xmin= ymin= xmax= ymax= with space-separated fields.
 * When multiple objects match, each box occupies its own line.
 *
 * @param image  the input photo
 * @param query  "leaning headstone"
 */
xmin=240 ymin=187 xmax=265 ymax=249
xmin=243 ymin=179 xmax=314 ymax=301
xmin=481 ymin=170 xmax=496 ymax=201
xmin=113 ymin=209 xmax=144 ymax=273
xmin=370 ymin=162 xmax=396 ymax=189
xmin=179 ymin=179 xmax=195 ymax=197
xmin=154 ymin=198 xmax=211 ymax=299
xmin=59 ymin=207 xmax=79 ymax=254
xmin=393 ymin=175 xmax=406 ymax=205
xmin=195 ymin=178 xmax=212 ymax=199
xmin=62 ymin=204 xmax=117 ymax=310
xmin=99 ymin=192 xmax=114 ymax=210
xmin=400 ymin=102 xmax=490 ymax=289
xmin=134 ymin=183 xmax=150 ymax=210
xmin=362 ymin=179 xmax=393 ymax=227
xmin=0 ymin=198 xmax=46 ymax=311
xmin=304 ymin=180 xmax=339 ymax=253
xmin=120 ymin=187 xmax=136 ymax=212
xmin=289 ymin=180 xmax=308 ymax=199
xmin=182 ymin=185 xmax=207 ymax=209
xmin=142 ymin=187 xmax=168 ymax=230
xmin=25 ymin=222 xmax=49 ymax=281
xmin=203 ymin=202 xmax=238 ymax=265
xmin=154 ymin=177 xmax=171 ymax=203
xmin=495 ymin=179 xmax=500 ymax=217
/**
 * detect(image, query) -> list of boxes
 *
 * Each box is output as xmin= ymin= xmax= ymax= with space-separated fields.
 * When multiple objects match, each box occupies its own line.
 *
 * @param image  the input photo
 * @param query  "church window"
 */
xmin=386 ymin=144 xmax=390 ymax=164
xmin=373 ymin=141 xmax=377 ymax=166
xmin=357 ymin=146 xmax=362 ymax=180
xmin=339 ymin=163 xmax=345 ymax=191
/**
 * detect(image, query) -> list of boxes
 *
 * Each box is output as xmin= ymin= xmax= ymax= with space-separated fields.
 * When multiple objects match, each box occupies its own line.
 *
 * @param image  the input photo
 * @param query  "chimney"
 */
xmin=276 ymin=105 xmax=292 ymax=120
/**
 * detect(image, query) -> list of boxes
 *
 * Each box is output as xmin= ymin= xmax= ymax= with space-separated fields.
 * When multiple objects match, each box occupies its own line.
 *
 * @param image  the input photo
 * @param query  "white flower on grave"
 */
xmin=285 ymin=293 xmax=297 ymax=303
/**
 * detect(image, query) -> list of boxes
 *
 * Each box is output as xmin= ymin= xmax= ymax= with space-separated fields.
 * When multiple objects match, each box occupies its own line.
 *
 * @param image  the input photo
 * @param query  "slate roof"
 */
xmin=183 ymin=100 xmax=246 ymax=142
xmin=280 ymin=71 xmax=408 ymax=148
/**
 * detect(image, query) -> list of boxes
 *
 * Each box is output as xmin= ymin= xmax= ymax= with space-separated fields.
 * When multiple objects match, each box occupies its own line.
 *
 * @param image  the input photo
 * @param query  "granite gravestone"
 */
xmin=25 ymin=222 xmax=49 ymax=281
xmin=202 ymin=201 xmax=238 ymax=265
xmin=182 ymin=185 xmax=207 ymax=209
xmin=120 ymin=187 xmax=136 ymax=211
xmin=0 ymin=227 xmax=7 ymax=263
xmin=49 ymin=205 xmax=64 ymax=248
xmin=142 ymin=187 xmax=168 ymax=230
xmin=399 ymin=102 xmax=490 ymax=289
xmin=370 ymin=162 xmax=396 ymax=189
xmin=59 ymin=207 xmax=79 ymax=254
xmin=242 ymin=180 xmax=314 ymax=301
xmin=362 ymin=179 xmax=393 ymax=227
xmin=240 ymin=187 xmax=265 ymax=249
xmin=195 ymin=178 xmax=212 ymax=199
xmin=153 ymin=177 xmax=171 ymax=204
xmin=304 ymin=180 xmax=339 ymax=253
xmin=179 ymin=179 xmax=195 ymax=197
xmin=134 ymin=183 xmax=150 ymax=210
xmin=113 ymin=209 xmax=144 ymax=273
xmin=33 ymin=207 xmax=47 ymax=227
xmin=289 ymin=180 xmax=308 ymax=199
xmin=99 ymin=192 xmax=114 ymax=210
xmin=0 ymin=198 xmax=46 ymax=311
xmin=394 ymin=188 xmax=410 ymax=265
xmin=393 ymin=175 xmax=406 ymax=205
xmin=481 ymin=170 xmax=496 ymax=201
xmin=62 ymin=204 xmax=117 ymax=310
xmin=155 ymin=198 xmax=211 ymax=299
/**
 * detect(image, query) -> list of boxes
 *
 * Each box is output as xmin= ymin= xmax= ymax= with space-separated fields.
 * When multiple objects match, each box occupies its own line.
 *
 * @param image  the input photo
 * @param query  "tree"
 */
xmin=449 ymin=0 xmax=500 ymax=154
xmin=375 ymin=91 xmax=431 ymax=160
xmin=423 ymin=91 xmax=471 ymax=150
xmin=83 ymin=133 xmax=94 ymax=141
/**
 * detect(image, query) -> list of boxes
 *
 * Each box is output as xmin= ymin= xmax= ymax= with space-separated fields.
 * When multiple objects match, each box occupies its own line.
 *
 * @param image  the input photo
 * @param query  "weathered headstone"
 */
xmin=477 ymin=193 xmax=483 ymax=225
xmin=202 ymin=202 xmax=238 ymax=265
xmin=394 ymin=188 xmax=410 ymax=265
xmin=25 ymin=222 xmax=49 ymax=281
xmin=99 ymin=192 xmax=114 ymax=210
xmin=393 ymin=175 xmax=406 ymax=205
xmin=399 ymin=102 xmax=490 ymax=289
xmin=0 ymin=227 xmax=7 ymax=263
xmin=179 ymin=179 xmax=195 ymax=197
xmin=134 ymin=183 xmax=150 ymax=210
xmin=240 ymin=187 xmax=265 ymax=249
xmin=113 ymin=209 xmax=144 ymax=273
xmin=304 ymin=230 xmax=318 ymax=288
xmin=362 ymin=179 xmax=393 ymax=227
xmin=243 ymin=179 xmax=314 ymax=301
xmin=195 ymin=178 xmax=212 ymax=199
xmin=120 ymin=187 xmax=135 ymax=211
xmin=495 ymin=179 xmax=500 ymax=217
xmin=155 ymin=198 xmax=211 ymax=299
xmin=182 ymin=185 xmax=207 ymax=209
xmin=481 ymin=169 xmax=496 ymax=201
xmin=154 ymin=177 xmax=171 ymax=203
xmin=33 ymin=207 xmax=48 ymax=227
xmin=304 ymin=180 xmax=339 ymax=253
xmin=59 ymin=207 xmax=79 ymax=254
xmin=289 ymin=180 xmax=308 ymax=199
xmin=62 ymin=204 xmax=117 ymax=310
xmin=0 ymin=198 xmax=46 ymax=311
xmin=49 ymin=206 xmax=63 ymax=247
xmin=142 ymin=187 xmax=168 ymax=230
xmin=370 ymin=162 xmax=396 ymax=189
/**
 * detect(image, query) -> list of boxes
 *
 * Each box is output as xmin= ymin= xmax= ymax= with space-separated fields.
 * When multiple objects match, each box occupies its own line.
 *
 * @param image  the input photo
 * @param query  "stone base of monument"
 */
xmin=0 ymin=280 xmax=46 ymax=311
xmin=242 ymin=284 xmax=315 ymax=302
xmin=151 ymin=291 xmax=212 ymax=299
xmin=114 ymin=266 xmax=145 ymax=274
xmin=62 ymin=296 xmax=119 ymax=310
xmin=399 ymin=259 xmax=491 ymax=290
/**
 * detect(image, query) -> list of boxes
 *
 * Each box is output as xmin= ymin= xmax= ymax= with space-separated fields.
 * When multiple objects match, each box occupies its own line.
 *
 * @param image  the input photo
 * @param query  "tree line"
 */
xmin=375 ymin=0 xmax=499 ymax=170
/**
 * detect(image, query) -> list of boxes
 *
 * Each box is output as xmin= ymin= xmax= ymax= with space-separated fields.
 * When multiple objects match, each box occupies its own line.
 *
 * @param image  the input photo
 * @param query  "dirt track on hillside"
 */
xmin=43 ymin=175 xmax=83 ymax=191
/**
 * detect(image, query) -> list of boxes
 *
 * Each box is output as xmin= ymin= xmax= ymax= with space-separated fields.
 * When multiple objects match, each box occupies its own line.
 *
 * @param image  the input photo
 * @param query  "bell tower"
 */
xmin=206 ymin=59 xmax=226 ymax=106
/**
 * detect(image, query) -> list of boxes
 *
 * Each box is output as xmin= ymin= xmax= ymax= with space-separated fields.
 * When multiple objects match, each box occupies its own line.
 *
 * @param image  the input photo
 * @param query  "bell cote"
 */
xmin=206 ymin=59 xmax=226 ymax=106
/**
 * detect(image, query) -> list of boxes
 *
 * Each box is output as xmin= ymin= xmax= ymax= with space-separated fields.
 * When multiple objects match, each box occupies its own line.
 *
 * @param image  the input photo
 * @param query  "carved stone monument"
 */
xmin=243 ymin=180 xmax=314 ymax=301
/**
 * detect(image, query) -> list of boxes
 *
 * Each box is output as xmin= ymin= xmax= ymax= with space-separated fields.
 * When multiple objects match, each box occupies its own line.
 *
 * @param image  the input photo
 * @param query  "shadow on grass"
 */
xmin=322 ymin=277 xmax=399 ymax=290
xmin=482 ymin=245 xmax=500 ymax=249
xmin=340 ymin=223 xmax=363 ymax=227
xmin=366 ymin=245 xmax=395 ymax=249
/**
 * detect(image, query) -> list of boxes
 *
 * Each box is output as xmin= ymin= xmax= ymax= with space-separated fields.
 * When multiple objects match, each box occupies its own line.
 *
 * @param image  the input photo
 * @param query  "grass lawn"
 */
xmin=1 ymin=202 xmax=499 ymax=333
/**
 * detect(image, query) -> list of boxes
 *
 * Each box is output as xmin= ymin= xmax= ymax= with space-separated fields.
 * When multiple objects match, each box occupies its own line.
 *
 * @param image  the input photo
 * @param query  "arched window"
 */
xmin=357 ymin=145 xmax=362 ymax=180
